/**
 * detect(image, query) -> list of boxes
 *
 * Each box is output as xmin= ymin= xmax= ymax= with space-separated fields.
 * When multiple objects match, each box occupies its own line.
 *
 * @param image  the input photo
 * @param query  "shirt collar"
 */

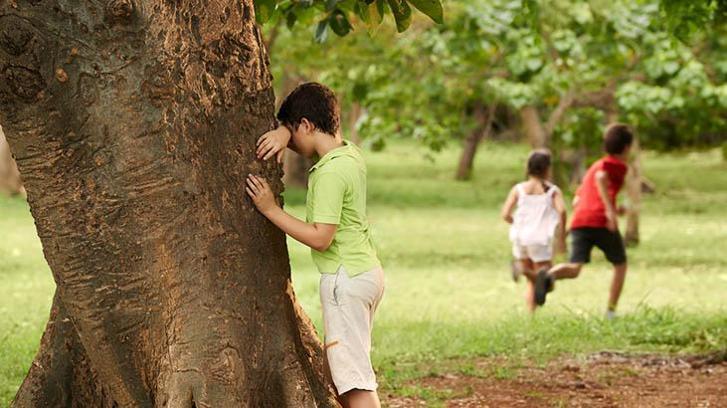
xmin=603 ymin=154 xmax=626 ymax=166
xmin=309 ymin=140 xmax=352 ymax=172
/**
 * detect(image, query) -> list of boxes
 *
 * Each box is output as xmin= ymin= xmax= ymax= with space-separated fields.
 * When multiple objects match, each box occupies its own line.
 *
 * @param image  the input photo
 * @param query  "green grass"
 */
xmin=1 ymin=141 xmax=726 ymax=404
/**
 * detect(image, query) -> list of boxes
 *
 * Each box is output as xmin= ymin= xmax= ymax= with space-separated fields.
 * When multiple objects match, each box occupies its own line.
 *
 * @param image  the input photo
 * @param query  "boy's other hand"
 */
xmin=605 ymin=211 xmax=618 ymax=232
xmin=617 ymin=204 xmax=628 ymax=216
xmin=246 ymin=175 xmax=277 ymax=215
xmin=257 ymin=126 xmax=291 ymax=163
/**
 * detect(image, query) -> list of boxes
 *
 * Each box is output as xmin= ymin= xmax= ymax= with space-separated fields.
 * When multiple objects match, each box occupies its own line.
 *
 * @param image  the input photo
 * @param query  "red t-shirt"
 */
xmin=571 ymin=155 xmax=628 ymax=229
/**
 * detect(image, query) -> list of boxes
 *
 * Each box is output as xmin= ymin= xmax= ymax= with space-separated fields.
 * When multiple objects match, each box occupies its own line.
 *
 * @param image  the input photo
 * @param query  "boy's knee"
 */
xmin=569 ymin=263 xmax=584 ymax=277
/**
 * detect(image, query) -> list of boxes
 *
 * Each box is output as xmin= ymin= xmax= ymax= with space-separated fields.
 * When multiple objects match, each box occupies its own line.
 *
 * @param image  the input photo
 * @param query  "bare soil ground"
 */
xmin=385 ymin=352 xmax=727 ymax=407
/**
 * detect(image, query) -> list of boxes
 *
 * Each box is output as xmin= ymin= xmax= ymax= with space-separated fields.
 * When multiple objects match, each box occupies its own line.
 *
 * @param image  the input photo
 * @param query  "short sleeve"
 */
xmin=602 ymin=160 xmax=627 ymax=186
xmin=311 ymin=172 xmax=347 ymax=224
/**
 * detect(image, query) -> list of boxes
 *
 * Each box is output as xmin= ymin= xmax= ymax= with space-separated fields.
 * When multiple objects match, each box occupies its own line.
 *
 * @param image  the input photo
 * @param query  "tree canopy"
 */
xmin=265 ymin=0 xmax=727 ymax=154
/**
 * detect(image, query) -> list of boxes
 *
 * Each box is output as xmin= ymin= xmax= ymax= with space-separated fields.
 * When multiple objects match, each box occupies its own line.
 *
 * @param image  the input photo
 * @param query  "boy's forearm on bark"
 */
xmin=263 ymin=207 xmax=335 ymax=251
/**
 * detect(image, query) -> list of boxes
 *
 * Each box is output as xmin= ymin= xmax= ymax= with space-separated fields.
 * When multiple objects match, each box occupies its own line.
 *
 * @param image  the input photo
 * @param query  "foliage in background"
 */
xmin=264 ymin=0 xmax=726 ymax=156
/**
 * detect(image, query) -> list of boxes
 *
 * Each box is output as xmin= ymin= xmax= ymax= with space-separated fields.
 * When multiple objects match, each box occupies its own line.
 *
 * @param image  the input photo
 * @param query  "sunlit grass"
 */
xmin=1 ymin=141 xmax=726 ymax=404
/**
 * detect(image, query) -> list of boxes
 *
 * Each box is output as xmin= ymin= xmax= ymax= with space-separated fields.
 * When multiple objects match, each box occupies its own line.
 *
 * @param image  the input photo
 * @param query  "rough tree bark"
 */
xmin=0 ymin=126 xmax=25 ymax=195
xmin=0 ymin=0 xmax=338 ymax=406
xmin=455 ymin=102 xmax=495 ymax=181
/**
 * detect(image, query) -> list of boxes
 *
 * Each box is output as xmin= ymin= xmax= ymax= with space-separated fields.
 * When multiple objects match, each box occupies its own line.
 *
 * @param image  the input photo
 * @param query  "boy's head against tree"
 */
xmin=277 ymin=82 xmax=340 ymax=157
xmin=603 ymin=124 xmax=634 ymax=158
xmin=527 ymin=149 xmax=552 ymax=180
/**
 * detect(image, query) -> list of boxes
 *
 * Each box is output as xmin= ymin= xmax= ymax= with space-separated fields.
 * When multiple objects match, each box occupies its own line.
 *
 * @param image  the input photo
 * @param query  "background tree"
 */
xmin=0 ymin=0 xmax=441 ymax=406
xmin=284 ymin=0 xmax=725 ymax=243
xmin=0 ymin=126 xmax=24 ymax=196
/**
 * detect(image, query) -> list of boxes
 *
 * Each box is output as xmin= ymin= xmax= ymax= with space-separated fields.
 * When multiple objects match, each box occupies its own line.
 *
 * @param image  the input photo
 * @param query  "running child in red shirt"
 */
xmin=535 ymin=124 xmax=633 ymax=319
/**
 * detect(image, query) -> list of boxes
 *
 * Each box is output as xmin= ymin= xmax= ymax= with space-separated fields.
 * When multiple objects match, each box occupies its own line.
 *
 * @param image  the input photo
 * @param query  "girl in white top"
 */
xmin=501 ymin=150 xmax=567 ymax=312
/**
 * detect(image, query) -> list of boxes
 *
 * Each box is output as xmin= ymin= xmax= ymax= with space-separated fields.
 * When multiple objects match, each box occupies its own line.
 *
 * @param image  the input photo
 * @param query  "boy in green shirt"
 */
xmin=246 ymin=82 xmax=384 ymax=408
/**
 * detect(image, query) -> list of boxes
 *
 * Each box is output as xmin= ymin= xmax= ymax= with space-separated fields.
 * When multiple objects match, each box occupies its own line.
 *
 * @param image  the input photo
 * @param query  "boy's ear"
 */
xmin=300 ymin=118 xmax=314 ymax=134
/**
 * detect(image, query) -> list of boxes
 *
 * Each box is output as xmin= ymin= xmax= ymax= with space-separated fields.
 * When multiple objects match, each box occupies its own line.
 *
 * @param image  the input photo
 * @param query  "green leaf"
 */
xmin=326 ymin=0 xmax=340 ymax=11
xmin=285 ymin=11 xmax=297 ymax=29
xmin=387 ymin=0 xmax=412 ymax=32
xmin=315 ymin=18 xmax=329 ymax=43
xmin=355 ymin=0 xmax=385 ymax=28
xmin=329 ymin=9 xmax=352 ymax=36
xmin=352 ymin=82 xmax=369 ymax=101
xmin=407 ymin=0 xmax=443 ymax=24
xmin=255 ymin=0 xmax=276 ymax=24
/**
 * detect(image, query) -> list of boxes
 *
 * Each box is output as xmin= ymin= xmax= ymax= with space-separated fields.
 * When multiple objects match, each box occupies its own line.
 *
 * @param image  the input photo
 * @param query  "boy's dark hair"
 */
xmin=603 ymin=124 xmax=633 ymax=155
xmin=527 ymin=149 xmax=551 ymax=178
xmin=277 ymin=82 xmax=340 ymax=136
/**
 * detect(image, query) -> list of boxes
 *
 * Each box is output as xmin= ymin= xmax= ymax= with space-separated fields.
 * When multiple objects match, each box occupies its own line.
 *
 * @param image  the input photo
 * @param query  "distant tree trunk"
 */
xmin=348 ymin=102 xmax=362 ymax=144
xmin=519 ymin=105 xmax=547 ymax=148
xmin=1 ymin=2 xmax=337 ymax=407
xmin=455 ymin=102 xmax=495 ymax=180
xmin=283 ymin=153 xmax=312 ymax=188
xmin=519 ymin=94 xmax=575 ymax=150
xmin=624 ymin=137 xmax=642 ymax=246
xmin=0 ymin=126 xmax=25 ymax=196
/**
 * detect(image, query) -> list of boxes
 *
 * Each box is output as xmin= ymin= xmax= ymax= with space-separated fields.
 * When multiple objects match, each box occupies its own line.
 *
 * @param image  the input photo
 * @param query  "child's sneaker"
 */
xmin=605 ymin=310 xmax=616 ymax=320
xmin=534 ymin=269 xmax=552 ymax=306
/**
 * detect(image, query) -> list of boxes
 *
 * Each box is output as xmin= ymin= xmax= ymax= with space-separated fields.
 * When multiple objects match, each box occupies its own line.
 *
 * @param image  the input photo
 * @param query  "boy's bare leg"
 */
xmin=608 ymin=263 xmax=627 ymax=311
xmin=548 ymin=262 xmax=583 ymax=280
xmin=339 ymin=389 xmax=381 ymax=408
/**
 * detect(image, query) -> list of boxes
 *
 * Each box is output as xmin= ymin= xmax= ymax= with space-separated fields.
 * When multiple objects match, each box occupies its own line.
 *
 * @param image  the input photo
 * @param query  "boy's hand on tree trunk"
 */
xmin=246 ymin=175 xmax=278 ymax=215
xmin=256 ymin=126 xmax=291 ymax=163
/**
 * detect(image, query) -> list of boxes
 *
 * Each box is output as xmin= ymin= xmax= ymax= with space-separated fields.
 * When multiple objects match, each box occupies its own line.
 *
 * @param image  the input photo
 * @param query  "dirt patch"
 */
xmin=384 ymin=352 xmax=727 ymax=407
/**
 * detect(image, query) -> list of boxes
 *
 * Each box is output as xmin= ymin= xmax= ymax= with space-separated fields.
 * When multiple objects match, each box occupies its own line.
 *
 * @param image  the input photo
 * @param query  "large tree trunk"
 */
xmin=0 ymin=1 xmax=337 ymax=407
xmin=0 ymin=126 xmax=25 ymax=196
xmin=455 ymin=102 xmax=495 ymax=181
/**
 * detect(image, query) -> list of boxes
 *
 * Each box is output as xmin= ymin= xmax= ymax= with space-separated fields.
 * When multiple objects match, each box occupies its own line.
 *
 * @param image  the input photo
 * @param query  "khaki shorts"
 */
xmin=320 ymin=266 xmax=385 ymax=395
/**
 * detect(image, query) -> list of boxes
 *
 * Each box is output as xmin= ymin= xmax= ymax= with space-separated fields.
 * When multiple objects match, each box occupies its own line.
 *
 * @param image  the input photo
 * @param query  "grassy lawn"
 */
xmin=1 ymin=141 xmax=726 ymax=404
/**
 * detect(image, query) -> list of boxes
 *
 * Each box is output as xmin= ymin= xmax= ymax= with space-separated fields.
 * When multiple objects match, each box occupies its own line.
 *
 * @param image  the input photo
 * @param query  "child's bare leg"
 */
xmin=524 ymin=278 xmax=536 ymax=312
xmin=548 ymin=262 xmax=583 ymax=280
xmin=534 ymin=261 xmax=552 ymax=274
xmin=520 ymin=259 xmax=537 ymax=311
xmin=339 ymin=389 xmax=381 ymax=408
xmin=608 ymin=263 xmax=627 ymax=311
xmin=520 ymin=258 xmax=536 ymax=281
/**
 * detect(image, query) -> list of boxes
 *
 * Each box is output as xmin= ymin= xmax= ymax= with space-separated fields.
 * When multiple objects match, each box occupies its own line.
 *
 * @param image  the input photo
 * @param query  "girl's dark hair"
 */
xmin=277 ymin=82 xmax=340 ymax=136
xmin=527 ymin=150 xmax=551 ymax=178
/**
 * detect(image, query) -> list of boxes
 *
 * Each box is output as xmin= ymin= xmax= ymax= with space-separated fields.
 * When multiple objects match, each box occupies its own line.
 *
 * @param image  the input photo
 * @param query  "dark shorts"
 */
xmin=569 ymin=227 xmax=627 ymax=265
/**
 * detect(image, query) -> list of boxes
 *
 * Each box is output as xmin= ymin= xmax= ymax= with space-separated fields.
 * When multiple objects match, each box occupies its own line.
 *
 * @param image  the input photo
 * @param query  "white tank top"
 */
xmin=509 ymin=182 xmax=561 ymax=246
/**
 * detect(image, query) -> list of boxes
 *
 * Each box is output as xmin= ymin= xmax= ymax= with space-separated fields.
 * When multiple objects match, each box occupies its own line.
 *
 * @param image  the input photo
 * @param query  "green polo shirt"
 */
xmin=306 ymin=141 xmax=380 ymax=277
